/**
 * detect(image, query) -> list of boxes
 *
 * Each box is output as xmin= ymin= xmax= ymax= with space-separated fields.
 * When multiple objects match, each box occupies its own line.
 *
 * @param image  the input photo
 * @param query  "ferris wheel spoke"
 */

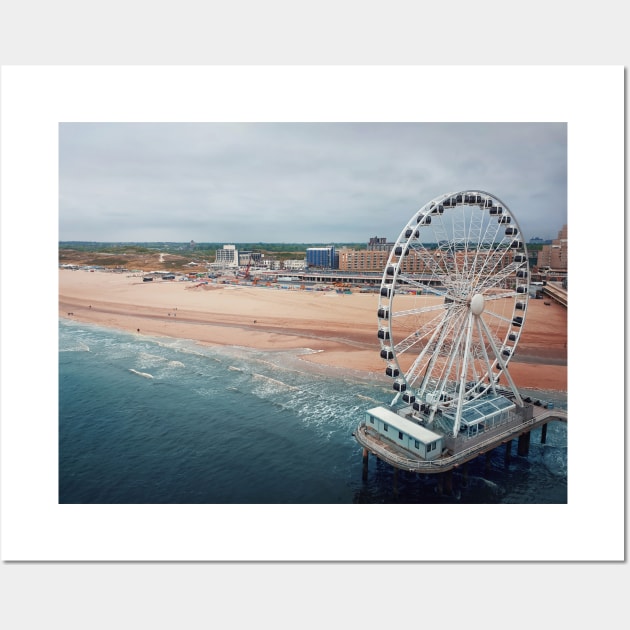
xmin=473 ymin=223 xmax=504 ymax=277
xmin=416 ymin=313 xmax=458 ymax=398
xmin=481 ymin=308 xmax=516 ymax=327
xmin=393 ymin=310 xmax=448 ymax=354
xmin=478 ymin=262 xmax=523 ymax=293
xmin=489 ymin=247 xmax=516 ymax=278
xmin=393 ymin=327 xmax=435 ymax=356
xmin=482 ymin=291 xmax=519 ymax=302
xmin=391 ymin=302 xmax=452 ymax=319
xmin=402 ymin=304 xmax=465 ymax=387
xmin=391 ymin=273 xmax=445 ymax=296
xmin=460 ymin=225 xmax=486 ymax=285
xmin=430 ymin=313 xmax=470 ymax=411
xmin=477 ymin=314 xmax=523 ymax=405
xmin=408 ymin=246 xmax=450 ymax=279
xmin=434 ymin=310 xmax=467 ymax=386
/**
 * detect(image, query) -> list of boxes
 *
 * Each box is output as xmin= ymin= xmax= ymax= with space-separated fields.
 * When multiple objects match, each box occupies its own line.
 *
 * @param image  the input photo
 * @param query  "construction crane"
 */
xmin=236 ymin=260 xmax=252 ymax=279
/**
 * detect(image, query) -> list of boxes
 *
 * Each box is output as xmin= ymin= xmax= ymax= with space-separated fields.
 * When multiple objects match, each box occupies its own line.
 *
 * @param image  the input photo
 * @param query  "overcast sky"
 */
xmin=59 ymin=122 xmax=567 ymax=244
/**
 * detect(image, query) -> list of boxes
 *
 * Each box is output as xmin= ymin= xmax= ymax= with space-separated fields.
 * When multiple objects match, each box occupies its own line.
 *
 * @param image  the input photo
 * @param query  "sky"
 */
xmin=59 ymin=122 xmax=567 ymax=244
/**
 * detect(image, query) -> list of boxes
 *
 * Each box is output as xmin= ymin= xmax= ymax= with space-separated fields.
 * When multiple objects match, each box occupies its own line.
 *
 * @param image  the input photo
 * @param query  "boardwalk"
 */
xmin=542 ymin=282 xmax=568 ymax=307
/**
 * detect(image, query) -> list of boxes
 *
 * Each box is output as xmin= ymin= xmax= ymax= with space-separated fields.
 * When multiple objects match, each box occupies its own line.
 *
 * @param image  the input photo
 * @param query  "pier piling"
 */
xmin=443 ymin=470 xmax=453 ymax=496
xmin=517 ymin=431 xmax=531 ymax=456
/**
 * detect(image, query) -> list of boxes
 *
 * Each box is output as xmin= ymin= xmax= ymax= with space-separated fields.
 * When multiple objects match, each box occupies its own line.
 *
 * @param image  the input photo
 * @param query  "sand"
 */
xmin=59 ymin=270 xmax=568 ymax=392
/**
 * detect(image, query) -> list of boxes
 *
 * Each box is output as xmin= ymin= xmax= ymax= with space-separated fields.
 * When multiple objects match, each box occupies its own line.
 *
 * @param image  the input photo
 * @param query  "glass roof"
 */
xmin=444 ymin=394 xmax=515 ymax=427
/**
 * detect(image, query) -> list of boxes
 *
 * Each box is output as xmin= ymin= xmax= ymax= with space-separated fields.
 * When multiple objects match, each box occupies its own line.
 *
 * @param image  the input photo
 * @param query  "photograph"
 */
xmin=58 ymin=122 xmax=568 ymax=505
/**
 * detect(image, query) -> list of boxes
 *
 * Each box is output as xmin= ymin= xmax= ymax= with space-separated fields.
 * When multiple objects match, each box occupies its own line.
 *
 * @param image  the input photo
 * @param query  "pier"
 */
xmin=355 ymin=402 xmax=567 ymax=476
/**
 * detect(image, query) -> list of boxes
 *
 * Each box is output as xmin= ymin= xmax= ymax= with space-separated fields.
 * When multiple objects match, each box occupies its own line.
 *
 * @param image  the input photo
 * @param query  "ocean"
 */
xmin=59 ymin=319 xmax=567 ymax=504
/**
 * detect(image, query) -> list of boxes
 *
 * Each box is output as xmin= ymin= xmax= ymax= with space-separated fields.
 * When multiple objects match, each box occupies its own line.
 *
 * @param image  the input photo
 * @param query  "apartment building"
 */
xmin=537 ymin=224 xmax=568 ymax=271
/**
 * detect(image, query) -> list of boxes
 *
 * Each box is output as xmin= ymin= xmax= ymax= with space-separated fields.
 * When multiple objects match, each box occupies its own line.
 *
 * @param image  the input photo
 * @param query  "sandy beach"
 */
xmin=59 ymin=269 xmax=568 ymax=391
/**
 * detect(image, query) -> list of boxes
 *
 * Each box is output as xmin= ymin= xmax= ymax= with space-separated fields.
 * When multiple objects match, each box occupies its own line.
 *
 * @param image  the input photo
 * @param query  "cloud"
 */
xmin=59 ymin=122 xmax=567 ymax=243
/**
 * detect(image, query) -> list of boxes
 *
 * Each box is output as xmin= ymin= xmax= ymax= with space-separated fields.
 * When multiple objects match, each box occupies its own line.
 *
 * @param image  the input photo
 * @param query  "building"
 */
xmin=537 ymin=224 xmax=568 ymax=272
xmin=338 ymin=237 xmax=392 ymax=272
xmin=338 ymin=247 xmax=390 ymax=272
xmin=339 ymin=236 xmax=522 ymax=275
xmin=367 ymin=236 xmax=394 ymax=251
xmin=283 ymin=259 xmax=307 ymax=271
xmin=215 ymin=244 xmax=238 ymax=267
xmin=261 ymin=258 xmax=282 ymax=270
xmin=364 ymin=406 xmax=444 ymax=461
xmin=238 ymin=251 xmax=262 ymax=266
xmin=306 ymin=246 xmax=337 ymax=269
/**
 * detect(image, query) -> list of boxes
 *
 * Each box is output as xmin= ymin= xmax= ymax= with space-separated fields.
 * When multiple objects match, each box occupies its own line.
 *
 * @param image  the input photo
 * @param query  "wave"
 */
xmin=60 ymin=342 xmax=90 ymax=353
xmin=129 ymin=368 xmax=154 ymax=379
xmin=138 ymin=351 xmax=166 ymax=362
xmin=541 ymin=446 xmax=568 ymax=476
xmin=252 ymin=373 xmax=299 ymax=391
xmin=152 ymin=338 xmax=215 ymax=360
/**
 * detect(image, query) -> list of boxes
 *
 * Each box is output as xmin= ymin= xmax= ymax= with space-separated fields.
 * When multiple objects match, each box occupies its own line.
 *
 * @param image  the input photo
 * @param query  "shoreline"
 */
xmin=59 ymin=270 xmax=568 ymax=392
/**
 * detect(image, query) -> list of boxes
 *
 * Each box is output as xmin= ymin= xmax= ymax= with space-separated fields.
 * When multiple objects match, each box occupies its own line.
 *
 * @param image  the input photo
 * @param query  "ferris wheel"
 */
xmin=377 ymin=190 xmax=529 ymax=437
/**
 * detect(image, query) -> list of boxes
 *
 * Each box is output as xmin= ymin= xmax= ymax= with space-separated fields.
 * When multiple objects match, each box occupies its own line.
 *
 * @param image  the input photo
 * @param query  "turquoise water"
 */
xmin=59 ymin=320 xmax=567 ymax=503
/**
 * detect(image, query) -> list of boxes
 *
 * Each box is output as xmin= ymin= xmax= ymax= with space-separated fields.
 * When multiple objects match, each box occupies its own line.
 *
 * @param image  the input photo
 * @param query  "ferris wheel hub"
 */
xmin=470 ymin=293 xmax=485 ymax=316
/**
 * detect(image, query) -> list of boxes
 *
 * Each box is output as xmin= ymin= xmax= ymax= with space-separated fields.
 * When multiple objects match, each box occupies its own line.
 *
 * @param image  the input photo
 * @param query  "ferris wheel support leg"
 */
xmin=478 ymin=316 xmax=524 ymax=407
xmin=408 ymin=315 xmax=448 ymax=398
xmin=476 ymin=318 xmax=498 ymax=396
xmin=418 ymin=318 xmax=452 ymax=400
xmin=453 ymin=312 xmax=475 ymax=437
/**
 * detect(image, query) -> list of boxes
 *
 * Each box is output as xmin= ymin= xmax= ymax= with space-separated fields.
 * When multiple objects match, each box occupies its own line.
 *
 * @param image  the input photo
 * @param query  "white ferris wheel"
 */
xmin=377 ymin=190 xmax=529 ymax=437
